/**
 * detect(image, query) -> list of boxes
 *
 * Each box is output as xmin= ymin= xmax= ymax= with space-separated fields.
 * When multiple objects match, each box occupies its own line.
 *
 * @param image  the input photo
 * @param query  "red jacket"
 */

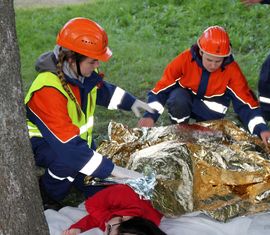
xmin=144 ymin=45 xmax=269 ymax=136
xmin=69 ymin=184 xmax=163 ymax=232
xmin=153 ymin=48 xmax=257 ymax=106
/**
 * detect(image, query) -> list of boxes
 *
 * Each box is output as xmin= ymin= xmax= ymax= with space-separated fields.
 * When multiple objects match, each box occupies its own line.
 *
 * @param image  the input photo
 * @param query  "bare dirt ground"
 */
xmin=14 ymin=0 xmax=89 ymax=9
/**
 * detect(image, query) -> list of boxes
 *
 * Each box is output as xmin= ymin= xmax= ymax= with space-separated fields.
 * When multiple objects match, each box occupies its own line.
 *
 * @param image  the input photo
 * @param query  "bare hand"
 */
xmin=260 ymin=130 xmax=270 ymax=146
xmin=137 ymin=117 xmax=155 ymax=128
xmin=240 ymin=0 xmax=263 ymax=6
xmin=62 ymin=228 xmax=81 ymax=235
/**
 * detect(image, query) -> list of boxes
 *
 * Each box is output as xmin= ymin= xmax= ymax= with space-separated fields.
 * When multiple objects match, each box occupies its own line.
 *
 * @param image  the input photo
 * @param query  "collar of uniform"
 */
xmin=64 ymin=71 xmax=103 ymax=93
xmin=83 ymin=71 xmax=103 ymax=93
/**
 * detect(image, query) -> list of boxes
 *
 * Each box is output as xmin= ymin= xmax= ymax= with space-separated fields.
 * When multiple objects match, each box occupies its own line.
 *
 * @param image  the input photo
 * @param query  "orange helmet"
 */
xmin=197 ymin=26 xmax=231 ymax=57
xmin=56 ymin=17 xmax=112 ymax=62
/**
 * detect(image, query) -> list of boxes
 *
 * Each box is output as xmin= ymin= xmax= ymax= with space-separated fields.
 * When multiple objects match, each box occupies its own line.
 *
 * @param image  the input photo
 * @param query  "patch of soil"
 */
xmin=14 ymin=0 xmax=89 ymax=9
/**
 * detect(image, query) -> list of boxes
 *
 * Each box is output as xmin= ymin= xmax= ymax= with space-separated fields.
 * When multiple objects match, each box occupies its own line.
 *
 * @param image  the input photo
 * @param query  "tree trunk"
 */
xmin=0 ymin=1 xmax=49 ymax=234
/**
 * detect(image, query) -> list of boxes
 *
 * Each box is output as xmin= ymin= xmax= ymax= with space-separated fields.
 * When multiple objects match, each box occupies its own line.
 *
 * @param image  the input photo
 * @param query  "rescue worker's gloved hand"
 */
xmin=131 ymin=99 xmax=154 ymax=118
xmin=111 ymin=165 xmax=144 ymax=179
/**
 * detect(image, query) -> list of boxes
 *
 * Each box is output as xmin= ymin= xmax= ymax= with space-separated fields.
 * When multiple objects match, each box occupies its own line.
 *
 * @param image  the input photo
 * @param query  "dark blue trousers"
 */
xmin=31 ymin=137 xmax=105 ymax=201
xmin=166 ymin=87 xmax=226 ymax=123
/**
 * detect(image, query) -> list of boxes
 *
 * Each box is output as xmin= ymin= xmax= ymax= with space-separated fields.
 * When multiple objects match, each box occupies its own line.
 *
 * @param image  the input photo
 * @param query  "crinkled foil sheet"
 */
xmin=97 ymin=120 xmax=270 ymax=222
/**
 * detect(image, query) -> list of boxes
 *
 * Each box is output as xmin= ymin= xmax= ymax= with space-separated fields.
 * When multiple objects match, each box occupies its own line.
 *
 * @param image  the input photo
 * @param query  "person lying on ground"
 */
xmin=62 ymin=184 xmax=166 ymax=235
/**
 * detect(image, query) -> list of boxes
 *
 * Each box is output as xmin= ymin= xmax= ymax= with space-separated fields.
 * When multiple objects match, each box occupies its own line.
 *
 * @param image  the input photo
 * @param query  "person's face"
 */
xmin=201 ymin=52 xmax=224 ymax=73
xmin=104 ymin=216 xmax=133 ymax=235
xmin=70 ymin=57 xmax=100 ymax=77
xmin=79 ymin=57 xmax=100 ymax=77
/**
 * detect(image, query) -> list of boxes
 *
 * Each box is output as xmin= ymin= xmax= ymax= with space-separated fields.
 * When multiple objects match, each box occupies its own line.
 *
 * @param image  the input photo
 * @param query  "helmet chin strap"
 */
xmin=76 ymin=59 xmax=83 ymax=77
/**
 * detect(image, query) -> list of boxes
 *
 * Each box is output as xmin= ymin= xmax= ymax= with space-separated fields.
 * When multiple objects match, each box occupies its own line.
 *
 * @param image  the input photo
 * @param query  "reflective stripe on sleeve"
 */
xmin=108 ymin=87 xmax=125 ymax=110
xmin=79 ymin=151 xmax=103 ymax=175
xmin=259 ymin=96 xmax=270 ymax=104
xmin=248 ymin=116 xmax=266 ymax=134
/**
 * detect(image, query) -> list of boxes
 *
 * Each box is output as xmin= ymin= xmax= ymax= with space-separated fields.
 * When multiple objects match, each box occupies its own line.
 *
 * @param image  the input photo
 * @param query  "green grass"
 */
xmin=15 ymin=0 xmax=270 ymax=143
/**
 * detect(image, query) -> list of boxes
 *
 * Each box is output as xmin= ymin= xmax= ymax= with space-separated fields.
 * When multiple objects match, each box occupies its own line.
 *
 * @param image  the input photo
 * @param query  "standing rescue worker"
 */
xmin=241 ymin=0 xmax=270 ymax=6
xmin=138 ymin=26 xmax=270 ymax=145
xmin=258 ymin=54 xmax=270 ymax=121
xmin=25 ymin=17 xmax=152 ymax=207
xmin=240 ymin=0 xmax=270 ymax=121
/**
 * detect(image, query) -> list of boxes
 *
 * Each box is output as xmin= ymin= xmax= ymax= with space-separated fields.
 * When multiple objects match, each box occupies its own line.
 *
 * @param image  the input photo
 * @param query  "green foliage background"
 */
xmin=15 ymin=0 xmax=270 ymax=143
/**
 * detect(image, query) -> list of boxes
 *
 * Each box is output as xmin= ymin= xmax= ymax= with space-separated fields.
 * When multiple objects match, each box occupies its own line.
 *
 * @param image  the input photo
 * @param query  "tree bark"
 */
xmin=0 ymin=1 xmax=49 ymax=234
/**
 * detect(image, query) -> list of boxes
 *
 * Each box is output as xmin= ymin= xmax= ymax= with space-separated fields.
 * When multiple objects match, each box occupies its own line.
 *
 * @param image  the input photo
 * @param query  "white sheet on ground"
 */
xmin=44 ymin=204 xmax=270 ymax=235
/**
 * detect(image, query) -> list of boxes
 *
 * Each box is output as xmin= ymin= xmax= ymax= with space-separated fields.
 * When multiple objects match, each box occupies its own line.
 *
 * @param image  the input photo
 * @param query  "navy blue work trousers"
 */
xmin=166 ymin=87 xmax=226 ymax=123
xmin=31 ymin=137 xmax=105 ymax=201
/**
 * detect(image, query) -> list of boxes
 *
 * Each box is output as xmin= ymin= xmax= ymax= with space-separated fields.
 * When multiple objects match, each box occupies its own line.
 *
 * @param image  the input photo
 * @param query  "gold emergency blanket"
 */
xmin=97 ymin=120 xmax=270 ymax=222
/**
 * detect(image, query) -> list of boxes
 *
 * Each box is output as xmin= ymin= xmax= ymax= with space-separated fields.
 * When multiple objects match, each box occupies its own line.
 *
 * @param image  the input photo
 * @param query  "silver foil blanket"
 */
xmin=97 ymin=119 xmax=270 ymax=222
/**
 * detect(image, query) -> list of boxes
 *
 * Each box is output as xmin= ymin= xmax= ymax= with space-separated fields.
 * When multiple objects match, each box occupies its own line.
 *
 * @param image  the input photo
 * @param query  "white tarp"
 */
xmin=44 ymin=204 xmax=270 ymax=235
